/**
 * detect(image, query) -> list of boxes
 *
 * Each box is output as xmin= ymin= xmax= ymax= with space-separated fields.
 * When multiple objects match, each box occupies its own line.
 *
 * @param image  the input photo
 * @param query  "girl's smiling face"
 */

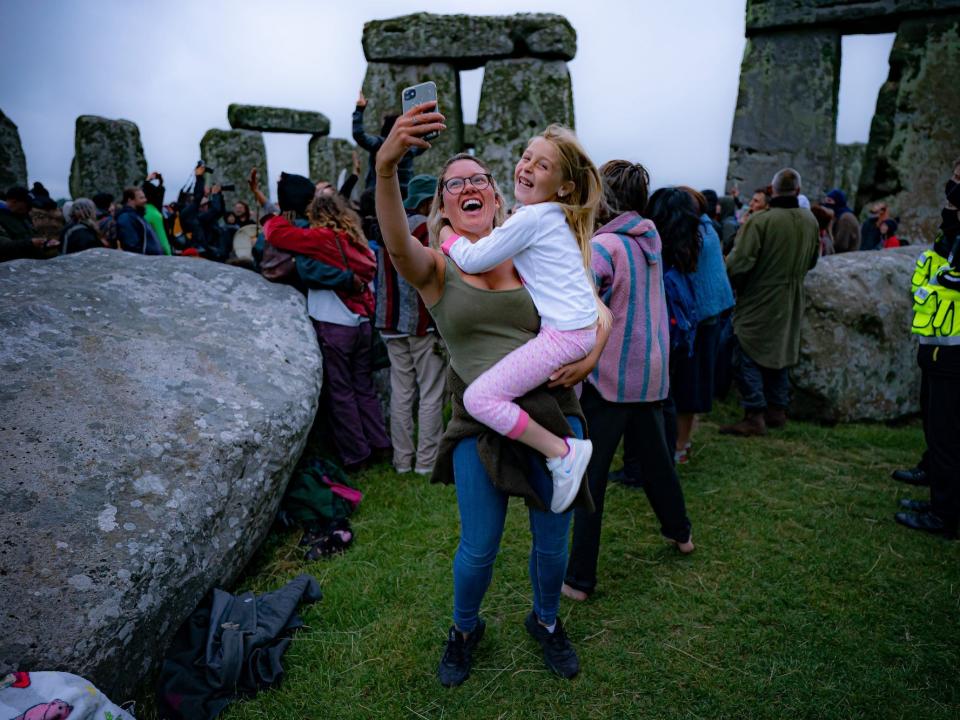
xmin=514 ymin=137 xmax=573 ymax=206
xmin=441 ymin=158 xmax=500 ymax=238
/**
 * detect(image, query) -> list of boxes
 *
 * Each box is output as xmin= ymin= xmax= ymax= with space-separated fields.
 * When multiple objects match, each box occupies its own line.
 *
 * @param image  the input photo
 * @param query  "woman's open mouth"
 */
xmin=461 ymin=198 xmax=483 ymax=212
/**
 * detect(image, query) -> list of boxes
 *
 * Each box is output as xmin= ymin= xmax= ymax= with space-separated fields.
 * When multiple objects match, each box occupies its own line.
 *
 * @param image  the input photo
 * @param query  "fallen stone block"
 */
xmin=0 ymin=249 xmax=322 ymax=698
xmin=791 ymin=246 xmax=923 ymax=422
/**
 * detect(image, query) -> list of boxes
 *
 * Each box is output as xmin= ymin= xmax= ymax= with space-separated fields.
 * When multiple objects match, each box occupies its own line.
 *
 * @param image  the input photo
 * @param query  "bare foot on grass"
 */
xmin=561 ymin=583 xmax=588 ymax=601
xmin=670 ymin=536 xmax=695 ymax=554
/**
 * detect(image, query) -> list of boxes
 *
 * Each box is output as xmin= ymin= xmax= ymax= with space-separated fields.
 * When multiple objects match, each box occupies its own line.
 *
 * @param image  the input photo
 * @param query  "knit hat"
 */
xmin=881 ymin=218 xmax=898 ymax=236
xmin=403 ymin=174 xmax=438 ymax=210
xmin=277 ymin=173 xmax=315 ymax=215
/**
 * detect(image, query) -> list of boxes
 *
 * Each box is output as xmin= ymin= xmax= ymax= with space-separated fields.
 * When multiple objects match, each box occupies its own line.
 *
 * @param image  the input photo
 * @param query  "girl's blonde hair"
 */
xmin=536 ymin=124 xmax=611 ymax=330
xmin=427 ymin=153 xmax=506 ymax=249
xmin=306 ymin=193 xmax=368 ymax=249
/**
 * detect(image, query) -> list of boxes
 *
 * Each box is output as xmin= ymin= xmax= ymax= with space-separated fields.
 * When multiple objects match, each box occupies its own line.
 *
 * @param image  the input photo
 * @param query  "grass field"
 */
xmin=143 ymin=400 xmax=960 ymax=719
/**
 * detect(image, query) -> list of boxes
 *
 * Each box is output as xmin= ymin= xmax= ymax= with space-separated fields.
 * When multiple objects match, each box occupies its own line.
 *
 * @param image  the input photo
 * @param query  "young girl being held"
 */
xmin=439 ymin=124 xmax=610 ymax=513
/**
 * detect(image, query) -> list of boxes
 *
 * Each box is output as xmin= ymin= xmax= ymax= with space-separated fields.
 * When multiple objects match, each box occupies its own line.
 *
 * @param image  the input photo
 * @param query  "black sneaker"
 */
xmin=524 ymin=611 xmax=579 ymax=679
xmin=891 ymin=467 xmax=929 ymax=486
xmin=437 ymin=619 xmax=485 ymax=687
xmin=608 ymin=468 xmax=643 ymax=488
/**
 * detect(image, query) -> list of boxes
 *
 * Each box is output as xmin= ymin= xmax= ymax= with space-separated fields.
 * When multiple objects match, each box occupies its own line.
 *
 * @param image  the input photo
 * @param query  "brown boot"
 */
xmin=765 ymin=406 xmax=787 ymax=429
xmin=719 ymin=410 xmax=767 ymax=436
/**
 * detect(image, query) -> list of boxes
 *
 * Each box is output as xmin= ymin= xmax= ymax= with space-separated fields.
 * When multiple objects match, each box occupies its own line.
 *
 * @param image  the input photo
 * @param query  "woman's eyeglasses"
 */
xmin=442 ymin=173 xmax=492 ymax=195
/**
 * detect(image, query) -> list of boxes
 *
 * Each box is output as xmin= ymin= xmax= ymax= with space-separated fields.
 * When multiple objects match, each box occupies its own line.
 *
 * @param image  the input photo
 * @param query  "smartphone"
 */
xmin=402 ymin=81 xmax=440 ymax=141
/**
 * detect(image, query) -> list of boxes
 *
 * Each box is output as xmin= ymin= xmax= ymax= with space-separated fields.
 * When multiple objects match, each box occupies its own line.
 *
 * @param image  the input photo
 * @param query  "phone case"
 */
xmin=402 ymin=81 xmax=439 ymax=141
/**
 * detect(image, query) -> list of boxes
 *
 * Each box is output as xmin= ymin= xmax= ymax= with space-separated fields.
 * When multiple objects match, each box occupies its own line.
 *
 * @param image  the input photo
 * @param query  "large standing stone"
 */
xmin=857 ymin=15 xmax=960 ymax=242
xmin=0 ymin=249 xmax=322 ymax=697
xmin=745 ymin=0 xmax=960 ymax=33
xmin=362 ymin=13 xmax=576 ymax=68
xmin=475 ymin=59 xmax=575 ymax=207
xmin=726 ymin=30 xmax=840 ymax=205
xmin=228 ymin=104 xmax=331 ymax=135
xmin=360 ymin=62 xmax=462 ymax=179
xmin=0 ymin=108 xmax=27 ymax=189
xmin=200 ymin=129 xmax=268 ymax=211
xmin=308 ymin=136 xmax=355 ymax=188
xmin=68 ymin=116 xmax=147 ymax=200
xmin=791 ymin=246 xmax=922 ymax=422
xmin=832 ymin=142 xmax=866 ymax=209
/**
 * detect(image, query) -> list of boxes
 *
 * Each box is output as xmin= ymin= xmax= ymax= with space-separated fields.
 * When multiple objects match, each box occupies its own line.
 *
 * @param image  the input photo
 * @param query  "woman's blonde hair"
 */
xmin=536 ymin=124 xmax=611 ymax=330
xmin=306 ymin=193 xmax=368 ymax=249
xmin=427 ymin=153 xmax=506 ymax=249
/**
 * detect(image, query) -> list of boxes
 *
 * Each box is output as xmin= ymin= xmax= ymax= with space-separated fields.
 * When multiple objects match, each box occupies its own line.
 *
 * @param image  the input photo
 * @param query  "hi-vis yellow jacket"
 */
xmin=912 ymin=246 xmax=960 ymax=344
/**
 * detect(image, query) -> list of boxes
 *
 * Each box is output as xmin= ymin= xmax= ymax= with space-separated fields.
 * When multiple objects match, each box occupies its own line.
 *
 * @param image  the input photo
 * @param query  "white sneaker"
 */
xmin=414 ymin=466 xmax=433 ymax=476
xmin=546 ymin=438 xmax=592 ymax=513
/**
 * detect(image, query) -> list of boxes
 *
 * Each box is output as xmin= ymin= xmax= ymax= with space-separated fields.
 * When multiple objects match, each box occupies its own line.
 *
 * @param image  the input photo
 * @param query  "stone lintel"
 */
xmin=362 ymin=12 xmax=576 ymax=67
xmin=227 ymin=104 xmax=331 ymax=135
xmin=745 ymin=0 xmax=960 ymax=35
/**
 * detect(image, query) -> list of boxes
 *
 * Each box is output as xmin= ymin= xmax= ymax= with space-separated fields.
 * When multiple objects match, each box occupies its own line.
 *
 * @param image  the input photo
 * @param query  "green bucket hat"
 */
xmin=404 ymin=174 xmax=439 ymax=210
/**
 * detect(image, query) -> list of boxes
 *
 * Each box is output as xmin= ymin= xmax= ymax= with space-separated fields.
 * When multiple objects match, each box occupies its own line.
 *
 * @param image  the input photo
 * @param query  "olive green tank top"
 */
xmin=428 ymin=256 xmax=540 ymax=385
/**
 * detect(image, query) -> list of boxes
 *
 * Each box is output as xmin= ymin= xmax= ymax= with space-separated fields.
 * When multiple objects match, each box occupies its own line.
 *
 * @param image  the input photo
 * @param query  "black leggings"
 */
xmin=565 ymin=383 xmax=692 ymax=595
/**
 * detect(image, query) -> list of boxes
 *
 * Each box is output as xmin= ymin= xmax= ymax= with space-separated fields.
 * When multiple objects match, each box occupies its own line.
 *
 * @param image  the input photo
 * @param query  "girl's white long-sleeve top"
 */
xmin=441 ymin=202 xmax=598 ymax=331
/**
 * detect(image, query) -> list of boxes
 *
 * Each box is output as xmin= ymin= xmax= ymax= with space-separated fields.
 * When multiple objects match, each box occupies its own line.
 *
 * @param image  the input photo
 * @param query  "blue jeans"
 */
xmin=734 ymin=342 xmax=790 ymax=411
xmin=451 ymin=417 xmax=583 ymax=632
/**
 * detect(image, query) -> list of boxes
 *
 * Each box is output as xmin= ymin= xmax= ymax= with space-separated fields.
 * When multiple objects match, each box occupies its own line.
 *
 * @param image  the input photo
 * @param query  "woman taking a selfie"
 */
xmin=375 ymin=100 xmax=599 ymax=687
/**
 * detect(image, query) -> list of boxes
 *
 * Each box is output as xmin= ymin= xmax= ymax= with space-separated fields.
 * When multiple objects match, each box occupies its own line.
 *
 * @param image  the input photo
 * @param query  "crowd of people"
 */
xmin=1 ymin=90 xmax=955 ymax=688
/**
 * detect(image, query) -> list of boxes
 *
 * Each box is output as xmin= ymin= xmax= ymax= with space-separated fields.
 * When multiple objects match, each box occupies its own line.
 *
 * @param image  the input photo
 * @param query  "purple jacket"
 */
xmin=588 ymin=212 xmax=670 ymax=403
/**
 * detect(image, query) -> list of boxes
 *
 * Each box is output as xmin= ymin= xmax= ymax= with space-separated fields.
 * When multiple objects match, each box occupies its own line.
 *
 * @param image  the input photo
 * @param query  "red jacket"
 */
xmin=264 ymin=216 xmax=376 ymax=317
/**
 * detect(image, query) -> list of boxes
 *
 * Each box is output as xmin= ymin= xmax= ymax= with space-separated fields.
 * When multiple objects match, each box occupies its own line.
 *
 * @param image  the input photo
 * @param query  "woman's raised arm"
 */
xmin=375 ymin=101 xmax=446 ymax=290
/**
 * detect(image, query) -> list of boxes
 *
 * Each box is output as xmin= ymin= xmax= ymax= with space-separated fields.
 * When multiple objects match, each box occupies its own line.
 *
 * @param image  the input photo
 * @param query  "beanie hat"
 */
xmin=277 ymin=173 xmax=315 ymax=215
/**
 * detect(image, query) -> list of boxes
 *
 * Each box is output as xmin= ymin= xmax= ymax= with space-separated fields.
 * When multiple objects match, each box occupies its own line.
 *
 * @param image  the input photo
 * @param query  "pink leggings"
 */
xmin=464 ymin=325 xmax=596 ymax=438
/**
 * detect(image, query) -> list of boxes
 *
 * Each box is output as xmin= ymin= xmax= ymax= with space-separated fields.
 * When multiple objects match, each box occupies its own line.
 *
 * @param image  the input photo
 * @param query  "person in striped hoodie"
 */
xmin=561 ymin=160 xmax=695 ymax=601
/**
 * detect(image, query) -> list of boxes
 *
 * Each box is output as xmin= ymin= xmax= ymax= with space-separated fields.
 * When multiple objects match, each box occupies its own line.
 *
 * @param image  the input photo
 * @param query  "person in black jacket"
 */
xmin=179 ymin=165 xmax=226 ymax=259
xmin=59 ymin=198 xmax=106 ymax=254
xmin=0 ymin=186 xmax=45 ymax=262
xmin=353 ymin=91 xmax=423 ymax=197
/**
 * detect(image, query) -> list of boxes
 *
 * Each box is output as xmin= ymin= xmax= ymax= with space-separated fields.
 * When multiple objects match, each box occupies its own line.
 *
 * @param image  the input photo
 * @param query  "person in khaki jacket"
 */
xmin=720 ymin=168 xmax=820 ymax=436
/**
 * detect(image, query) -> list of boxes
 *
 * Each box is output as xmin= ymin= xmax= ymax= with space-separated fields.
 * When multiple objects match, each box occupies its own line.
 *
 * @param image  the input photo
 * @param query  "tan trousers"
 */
xmin=384 ymin=334 xmax=447 ymax=472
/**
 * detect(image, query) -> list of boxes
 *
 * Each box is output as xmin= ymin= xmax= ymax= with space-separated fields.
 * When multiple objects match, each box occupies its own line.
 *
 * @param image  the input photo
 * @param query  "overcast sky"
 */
xmin=0 ymin=0 xmax=895 ymax=200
